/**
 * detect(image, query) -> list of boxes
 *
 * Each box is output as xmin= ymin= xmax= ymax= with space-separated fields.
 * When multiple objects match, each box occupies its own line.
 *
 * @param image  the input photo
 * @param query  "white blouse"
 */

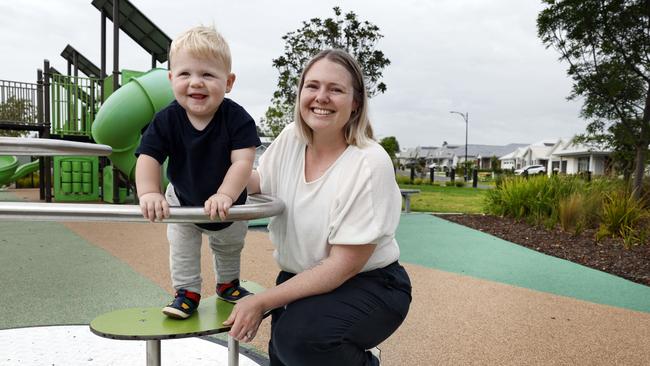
xmin=258 ymin=123 xmax=402 ymax=273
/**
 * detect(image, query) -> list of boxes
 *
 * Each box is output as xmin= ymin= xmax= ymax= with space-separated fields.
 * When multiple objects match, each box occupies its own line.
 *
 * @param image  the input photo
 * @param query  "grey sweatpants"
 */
xmin=165 ymin=184 xmax=248 ymax=294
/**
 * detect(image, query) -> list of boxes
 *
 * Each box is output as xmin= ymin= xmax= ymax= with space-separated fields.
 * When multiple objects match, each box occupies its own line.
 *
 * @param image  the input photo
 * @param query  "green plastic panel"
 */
xmin=90 ymin=281 xmax=265 ymax=340
xmin=53 ymin=156 xmax=99 ymax=201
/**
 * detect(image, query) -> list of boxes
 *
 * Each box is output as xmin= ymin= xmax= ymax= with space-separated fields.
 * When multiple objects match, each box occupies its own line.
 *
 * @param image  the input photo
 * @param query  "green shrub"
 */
xmin=395 ymin=175 xmax=411 ymax=185
xmin=485 ymin=175 xmax=585 ymax=225
xmin=558 ymin=193 xmax=585 ymax=235
xmin=445 ymin=181 xmax=455 ymax=187
xmin=597 ymin=190 xmax=647 ymax=248
xmin=413 ymin=178 xmax=424 ymax=185
xmin=455 ymin=181 xmax=465 ymax=187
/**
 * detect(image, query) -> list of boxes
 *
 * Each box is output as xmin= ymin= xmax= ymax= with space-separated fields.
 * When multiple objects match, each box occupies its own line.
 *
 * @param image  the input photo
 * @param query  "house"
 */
xmin=499 ymin=148 xmax=525 ymax=170
xmin=520 ymin=139 xmax=560 ymax=169
xmin=398 ymin=143 xmax=528 ymax=171
xmin=496 ymin=137 xmax=614 ymax=176
xmin=548 ymin=139 xmax=613 ymax=175
xmin=467 ymin=144 xmax=528 ymax=169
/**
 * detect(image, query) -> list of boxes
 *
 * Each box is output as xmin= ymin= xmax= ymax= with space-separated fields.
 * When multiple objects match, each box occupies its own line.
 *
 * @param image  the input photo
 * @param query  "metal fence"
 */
xmin=0 ymin=79 xmax=41 ymax=128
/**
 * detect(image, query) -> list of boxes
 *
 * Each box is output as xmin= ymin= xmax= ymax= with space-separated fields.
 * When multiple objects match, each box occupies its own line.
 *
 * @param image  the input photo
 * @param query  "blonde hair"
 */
xmin=295 ymin=49 xmax=374 ymax=147
xmin=169 ymin=25 xmax=231 ymax=72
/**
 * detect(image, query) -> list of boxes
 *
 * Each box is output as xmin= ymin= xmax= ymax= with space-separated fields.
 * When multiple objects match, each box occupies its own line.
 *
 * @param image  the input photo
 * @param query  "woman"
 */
xmin=224 ymin=49 xmax=412 ymax=366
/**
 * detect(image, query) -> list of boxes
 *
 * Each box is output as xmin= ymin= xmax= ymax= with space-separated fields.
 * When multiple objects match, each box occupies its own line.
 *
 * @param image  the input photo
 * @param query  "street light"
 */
xmin=450 ymin=111 xmax=469 ymax=181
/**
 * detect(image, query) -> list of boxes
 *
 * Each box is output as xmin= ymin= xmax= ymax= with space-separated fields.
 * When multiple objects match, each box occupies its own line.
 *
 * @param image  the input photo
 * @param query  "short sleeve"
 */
xmin=135 ymin=114 xmax=170 ymax=165
xmin=327 ymin=146 xmax=401 ymax=245
xmin=227 ymin=103 xmax=261 ymax=150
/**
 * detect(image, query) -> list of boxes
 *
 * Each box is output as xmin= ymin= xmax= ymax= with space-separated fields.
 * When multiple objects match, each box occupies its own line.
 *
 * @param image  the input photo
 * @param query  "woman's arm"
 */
xmin=223 ymin=243 xmax=375 ymax=341
xmin=247 ymin=170 xmax=261 ymax=194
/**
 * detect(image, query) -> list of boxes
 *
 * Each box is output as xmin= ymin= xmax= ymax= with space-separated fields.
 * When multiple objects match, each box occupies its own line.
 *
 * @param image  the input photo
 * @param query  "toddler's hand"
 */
xmin=138 ymin=192 xmax=170 ymax=222
xmin=205 ymin=193 xmax=233 ymax=221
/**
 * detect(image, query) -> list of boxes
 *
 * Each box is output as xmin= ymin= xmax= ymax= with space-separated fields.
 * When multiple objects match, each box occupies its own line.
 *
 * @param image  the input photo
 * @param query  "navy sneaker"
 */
xmin=216 ymin=279 xmax=252 ymax=303
xmin=162 ymin=289 xmax=201 ymax=319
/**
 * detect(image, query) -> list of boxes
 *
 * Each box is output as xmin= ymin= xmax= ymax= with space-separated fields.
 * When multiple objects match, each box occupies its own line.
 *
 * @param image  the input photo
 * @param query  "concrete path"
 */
xmin=2 ymin=189 xmax=650 ymax=365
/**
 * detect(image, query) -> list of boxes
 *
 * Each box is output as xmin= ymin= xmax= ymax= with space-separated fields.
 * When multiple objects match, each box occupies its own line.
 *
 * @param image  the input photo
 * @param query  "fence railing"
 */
xmin=0 ymin=79 xmax=41 ymax=128
xmin=50 ymin=74 xmax=102 ymax=137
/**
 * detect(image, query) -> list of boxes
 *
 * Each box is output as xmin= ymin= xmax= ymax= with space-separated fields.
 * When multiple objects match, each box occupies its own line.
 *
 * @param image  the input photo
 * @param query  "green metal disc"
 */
xmin=89 ymin=280 xmax=265 ymax=340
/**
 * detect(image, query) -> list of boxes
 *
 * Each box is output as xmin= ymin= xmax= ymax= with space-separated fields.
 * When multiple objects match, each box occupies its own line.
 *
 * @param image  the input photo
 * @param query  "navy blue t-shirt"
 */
xmin=136 ymin=98 xmax=261 ymax=230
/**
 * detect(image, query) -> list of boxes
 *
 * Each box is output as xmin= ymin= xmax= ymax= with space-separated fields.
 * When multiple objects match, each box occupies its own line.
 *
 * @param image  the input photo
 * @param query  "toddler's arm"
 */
xmin=205 ymin=147 xmax=256 ymax=221
xmin=135 ymin=154 xmax=170 ymax=222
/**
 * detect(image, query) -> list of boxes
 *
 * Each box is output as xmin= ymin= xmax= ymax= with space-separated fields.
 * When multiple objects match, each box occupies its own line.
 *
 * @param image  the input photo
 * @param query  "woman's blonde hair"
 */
xmin=294 ymin=49 xmax=374 ymax=147
xmin=169 ymin=25 xmax=231 ymax=72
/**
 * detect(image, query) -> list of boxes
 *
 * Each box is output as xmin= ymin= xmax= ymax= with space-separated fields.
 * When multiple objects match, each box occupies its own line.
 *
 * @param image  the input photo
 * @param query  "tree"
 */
xmin=261 ymin=6 xmax=390 ymax=136
xmin=379 ymin=136 xmax=400 ymax=159
xmin=0 ymin=96 xmax=33 ymax=137
xmin=537 ymin=0 xmax=650 ymax=198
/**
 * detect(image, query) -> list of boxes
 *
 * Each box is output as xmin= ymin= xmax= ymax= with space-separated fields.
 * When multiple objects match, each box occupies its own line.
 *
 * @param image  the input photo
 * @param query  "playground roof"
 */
xmin=60 ymin=45 xmax=101 ymax=79
xmin=91 ymin=0 xmax=171 ymax=64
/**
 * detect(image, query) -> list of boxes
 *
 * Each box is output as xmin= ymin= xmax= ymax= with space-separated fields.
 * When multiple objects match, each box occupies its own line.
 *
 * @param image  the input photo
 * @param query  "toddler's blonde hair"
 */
xmin=169 ymin=25 xmax=231 ymax=72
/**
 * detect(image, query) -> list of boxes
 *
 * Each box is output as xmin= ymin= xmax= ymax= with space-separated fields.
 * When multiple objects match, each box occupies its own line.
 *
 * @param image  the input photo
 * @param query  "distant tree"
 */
xmin=0 ymin=97 xmax=32 ymax=137
xmin=537 ymin=0 xmax=650 ymax=198
xmin=379 ymin=136 xmax=400 ymax=159
xmin=261 ymin=6 xmax=390 ymax=136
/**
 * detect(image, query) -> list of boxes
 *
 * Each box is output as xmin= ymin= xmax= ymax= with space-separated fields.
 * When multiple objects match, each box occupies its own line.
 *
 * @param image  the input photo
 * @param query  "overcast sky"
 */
xmin=0 ymin=0 xmax=585 ymax=148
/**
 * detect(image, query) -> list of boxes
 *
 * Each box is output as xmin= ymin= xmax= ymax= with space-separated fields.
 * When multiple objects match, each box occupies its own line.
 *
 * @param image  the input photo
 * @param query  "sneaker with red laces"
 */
xmin=162 ymin=289 xmax=201 ymax=319
xmin=216 ymin=279 xmax=252 ymax=303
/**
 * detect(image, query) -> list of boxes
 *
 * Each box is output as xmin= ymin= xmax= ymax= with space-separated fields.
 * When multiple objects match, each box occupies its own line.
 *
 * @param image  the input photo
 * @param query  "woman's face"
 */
xmin=299 ymin=59 xmax=358 ymax=138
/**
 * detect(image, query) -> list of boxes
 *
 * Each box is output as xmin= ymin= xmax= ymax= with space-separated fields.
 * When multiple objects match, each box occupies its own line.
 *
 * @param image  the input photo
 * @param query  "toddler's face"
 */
xmin=169 ymin=50 xmax=234 ymax=125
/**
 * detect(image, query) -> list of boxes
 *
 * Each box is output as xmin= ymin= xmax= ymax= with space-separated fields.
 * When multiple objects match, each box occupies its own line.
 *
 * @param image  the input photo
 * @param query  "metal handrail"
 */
xmin=0 ymin=194 xmax=283 ymax=223
xmin=0 ymin=137 xmax=112 ymax=156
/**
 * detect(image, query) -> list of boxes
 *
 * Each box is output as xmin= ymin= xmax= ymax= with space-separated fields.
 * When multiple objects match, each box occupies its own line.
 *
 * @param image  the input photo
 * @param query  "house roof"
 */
xmin=552 ymin=140 xmax=612 ymax=157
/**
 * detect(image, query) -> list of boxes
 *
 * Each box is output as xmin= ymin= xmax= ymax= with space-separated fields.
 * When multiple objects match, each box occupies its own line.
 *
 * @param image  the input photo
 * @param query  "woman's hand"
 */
xmin=223 ymin=295 xmax=266 ymax=342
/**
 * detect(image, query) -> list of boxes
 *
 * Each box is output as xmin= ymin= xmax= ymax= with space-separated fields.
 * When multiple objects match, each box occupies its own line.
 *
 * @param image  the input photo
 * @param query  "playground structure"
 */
xmin=0 ymin=0 xmax=173 ymax=203
xmin=0 ymin=1 xmax=282 ymax=365
xmin=0 ymin=137 xmax=284 ymax=366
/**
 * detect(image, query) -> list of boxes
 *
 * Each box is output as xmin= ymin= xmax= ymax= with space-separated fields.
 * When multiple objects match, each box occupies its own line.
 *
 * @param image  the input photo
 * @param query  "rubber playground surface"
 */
xmin=2 ymin=188 xmax=650 ymax=365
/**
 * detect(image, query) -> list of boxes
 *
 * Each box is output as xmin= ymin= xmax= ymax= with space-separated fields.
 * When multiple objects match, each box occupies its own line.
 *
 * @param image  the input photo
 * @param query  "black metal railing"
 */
xmin=0 ymin=79 xmax=41 ymax=128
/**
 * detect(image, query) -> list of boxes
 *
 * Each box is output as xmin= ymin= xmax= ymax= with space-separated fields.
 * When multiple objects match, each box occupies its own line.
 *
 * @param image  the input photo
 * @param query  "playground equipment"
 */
xmin=91 ymin=68 xmax=173 ymax=180
xmin=0 ymin=155 xmax=39 ymax=187
xmin=1 ymin=138 xmax=283 ymax=365
xmin=0 ymin=195 xmax=282 ymax=366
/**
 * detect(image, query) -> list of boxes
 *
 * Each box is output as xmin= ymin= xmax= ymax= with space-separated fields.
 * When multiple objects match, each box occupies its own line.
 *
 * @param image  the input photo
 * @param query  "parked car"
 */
xmin=514 ymin=164 xmax=546 ymax=175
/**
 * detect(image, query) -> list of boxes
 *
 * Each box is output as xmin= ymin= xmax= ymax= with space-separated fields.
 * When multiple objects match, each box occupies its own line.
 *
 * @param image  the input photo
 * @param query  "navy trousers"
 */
xmin=268 ymin=261 xmax=412 ymax=366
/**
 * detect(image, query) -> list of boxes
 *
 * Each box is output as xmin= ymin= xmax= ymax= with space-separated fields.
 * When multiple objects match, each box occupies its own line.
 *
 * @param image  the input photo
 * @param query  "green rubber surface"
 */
xmin=396 ymin=213 xmax=650 ymax=313
xmin=90 ymin=281 xmax=265 ymax=340
xmin=0 ymin=190 xmax=170 ymax=329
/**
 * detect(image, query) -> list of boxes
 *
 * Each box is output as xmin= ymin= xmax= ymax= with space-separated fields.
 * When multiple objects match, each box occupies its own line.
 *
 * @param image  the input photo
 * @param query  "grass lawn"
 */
xmin=398 ymin=184 xmax=487 ymax=213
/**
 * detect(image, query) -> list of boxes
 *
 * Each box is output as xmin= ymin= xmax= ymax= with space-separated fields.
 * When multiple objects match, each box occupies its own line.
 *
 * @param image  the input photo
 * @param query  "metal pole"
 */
xmin=37 ymin=68 xmax=45 ymax=200
xmin=43 ymin=60 xmax=52 ymax=202
xmin=112 ymin=0 xmax=119 ymax=93
xmin=146 ymin=340 xmax=161 ymax=366
xmin=450 ymin=111 xmax=469 ymax=181
xmin=100 ymin=10 xmax=106 ymax=102
xmin=0 ymin=195 xmax=284 ymax=223
xmin=228 ymin=335 xmax=239 ymax=366
xmin=464 ymin=112 xmax=468 ymax=181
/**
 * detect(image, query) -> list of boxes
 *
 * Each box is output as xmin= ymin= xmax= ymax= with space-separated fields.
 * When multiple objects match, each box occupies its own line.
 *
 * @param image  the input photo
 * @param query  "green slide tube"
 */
xmin=0 ymin=155 xmax=19 ymax=186
xmin=0 ymin=156 xmax=39 ymax=186
xmin=91 ymin=68 xmax=174 ymax=180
